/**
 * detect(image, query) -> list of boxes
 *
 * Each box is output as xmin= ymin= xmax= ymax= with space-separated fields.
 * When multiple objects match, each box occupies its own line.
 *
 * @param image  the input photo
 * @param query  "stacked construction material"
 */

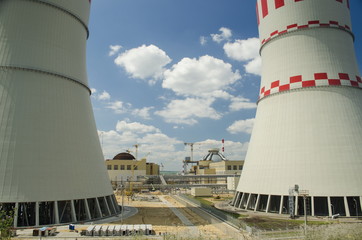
xmin=85 ymin=224 xmax=153 ymax=236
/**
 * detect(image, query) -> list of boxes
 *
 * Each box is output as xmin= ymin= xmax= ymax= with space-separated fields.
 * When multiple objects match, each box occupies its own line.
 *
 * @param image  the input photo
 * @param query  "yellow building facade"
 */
xmin=105 ymin=152 xmax=159 ymax=182
xmin=189 ymin=149 xmax=244 ymax=176
xmin=193 ymin=160 xmax=244 ymax=175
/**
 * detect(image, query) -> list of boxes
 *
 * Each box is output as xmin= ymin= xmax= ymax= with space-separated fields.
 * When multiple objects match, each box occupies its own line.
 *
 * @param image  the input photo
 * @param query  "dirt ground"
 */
xmin=111 ymin=193 xmax=240 ymax=239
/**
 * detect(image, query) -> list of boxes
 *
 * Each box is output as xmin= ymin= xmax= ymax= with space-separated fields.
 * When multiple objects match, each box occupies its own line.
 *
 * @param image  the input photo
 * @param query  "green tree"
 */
xmin=0 ymin=208 xmax=15 ymax=239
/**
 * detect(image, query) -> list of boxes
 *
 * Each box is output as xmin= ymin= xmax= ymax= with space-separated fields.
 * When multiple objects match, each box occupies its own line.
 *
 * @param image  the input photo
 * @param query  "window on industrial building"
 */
xmin=233 ymin=165 xmax=237 ymax=170
xmin=120 ymin=165 xmax=125 ymax=170
xmin=107 ymin=165 xmax=111 ymax=170
xmin=134 ymin=165 xmax=138 ymax=170
xmin=114 ymin=165 xmax=118 ymax=170
xmin=227 ymin=166 xmax=232 ymax=170
xmin=239 ymin=165 xmax=243 ymax=170
xmin=127 ymin=165 xmax=131 ymax=170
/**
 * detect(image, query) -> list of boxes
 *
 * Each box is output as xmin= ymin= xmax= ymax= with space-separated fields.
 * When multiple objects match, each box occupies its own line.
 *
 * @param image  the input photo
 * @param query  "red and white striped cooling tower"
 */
xmin=0 ymin=0 xmax=120 ymax=227
xmin=233 ymin=0 xmax=362 ymax=217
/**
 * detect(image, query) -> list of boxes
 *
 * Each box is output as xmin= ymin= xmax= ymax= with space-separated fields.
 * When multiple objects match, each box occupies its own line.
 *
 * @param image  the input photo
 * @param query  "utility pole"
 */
xmin=299 ymin=189 xmax=309 ymax=236
xmin=120 ymin=176 xmax=124 ymax=223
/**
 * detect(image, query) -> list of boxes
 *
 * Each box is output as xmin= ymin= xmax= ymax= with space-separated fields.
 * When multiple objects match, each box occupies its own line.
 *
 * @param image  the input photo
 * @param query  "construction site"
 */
xmin=105 ymin=143 xmax=243 ymax=193
xmin=5 ymin=142 xmax=362 ymax=239
xmin=11 ymin=189 xmax=362 ymax=240
xmin=1 ymin=0 xmax=362 ymax=239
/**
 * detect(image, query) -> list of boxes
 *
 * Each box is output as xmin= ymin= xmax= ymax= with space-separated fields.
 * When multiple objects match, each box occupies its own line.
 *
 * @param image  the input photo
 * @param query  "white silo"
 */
xmin=233 ymin=0 xmax=362 ymax=217
xmin=0 ymin=0 xmax=120 ymax=227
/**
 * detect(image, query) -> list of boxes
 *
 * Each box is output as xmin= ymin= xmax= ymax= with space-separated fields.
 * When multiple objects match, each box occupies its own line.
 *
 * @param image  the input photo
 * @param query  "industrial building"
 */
xmin=105 ymin=152 xmax=160 ymax=182
xmin=188 ymin=149 xmax=244 ymax=176
xmin=181 ymin=148 xmax=243 ymax=188
xmin=0 ymin=0 xmax=120 ymax=227
xmin=105 ymin=149 xmax=241 ymax=193
xmin=233 ymin=0 xmax=362 ymax=218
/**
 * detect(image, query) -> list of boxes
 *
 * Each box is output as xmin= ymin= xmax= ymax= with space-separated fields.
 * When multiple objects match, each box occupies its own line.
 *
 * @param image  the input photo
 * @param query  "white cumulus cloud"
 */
xmin=106 ymin=101 xmax=128 ymax=114
xmin=224 ymin=38 xmax=259 ymax=61
xmin=91 ymin=89 xmax=111 ymax=101
xmin=108 ymin=45 xmax=122 ymax=56
xmin=244 ymin=56 xmax=262 ymax=76
xmin=163 ymin=55 xmax=241 ymax=98
xmin=98 ymin=124 xmax=184 ymax=170
xmin=155 ymin=98 xmax=221 ymax=125
xmin=98 ymin=130 xmax=139 ymax=156
xmin=186 ymin=139 xmax=249 ymax=161
xmin=211 ymin=27 xmax=232 ymax=43
xmin=131 ymin=107 xmax=154 ymax=120
xmin=116 ymin=120 xmax=160 ymax=134
xmin=98 ymin=90 xmax=111 ymax=100
xmin=98 ymin=125 xmax=249 ymax=170
xmin=200 ymin=36 xmax=207 ymax=45
xmin=140 ymin=133 xmax=180 ymax=148
xmin=229 ymin=96 xmax=257 ymax=111
xmin=114 ymin=44 xmax=172 ymax=84
xmin=227 ymin=118 xmax=255 ymax=134
xmin=223 ymin=37 xmax=261 ymax=76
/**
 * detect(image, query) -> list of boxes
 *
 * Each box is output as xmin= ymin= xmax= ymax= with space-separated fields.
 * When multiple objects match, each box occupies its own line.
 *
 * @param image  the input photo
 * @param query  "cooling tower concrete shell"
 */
xmin=0 ymin=0 xmax=120 ymax=227
xmin=233 ymin=0 xmax=362 ymax=217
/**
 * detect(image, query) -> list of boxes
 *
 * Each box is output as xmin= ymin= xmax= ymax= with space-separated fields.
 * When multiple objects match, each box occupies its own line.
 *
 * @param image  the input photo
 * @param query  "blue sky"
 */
xmin=86 ymin=0 xmax=362 ymax=171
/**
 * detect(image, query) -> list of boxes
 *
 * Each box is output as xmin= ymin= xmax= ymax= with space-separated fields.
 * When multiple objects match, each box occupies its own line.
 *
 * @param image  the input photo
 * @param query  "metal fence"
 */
xmin=175 ymin=194 xmax=305 ymax=240
xmin=176 ymin=194 xmax=248 ymax=231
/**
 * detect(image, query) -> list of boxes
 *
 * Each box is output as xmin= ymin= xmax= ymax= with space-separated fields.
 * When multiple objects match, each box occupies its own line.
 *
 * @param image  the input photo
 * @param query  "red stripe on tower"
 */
xmin=315 ymin=73 xmax=328 ymax=80
xmin=290 ymin=75 xmax=302 ymax=83
xmin=302 ymin=80 xmax=316 ymax=87
xmin=271 ymin=80 xmax=280 ymax=88
xmin=279 ymin=84 xmax=290 ymax=92
xmin=339 ymin=73 xmax=350 ymax=80
xmin=308 ymin=20 xmax=320 ymax=24
xmin=261 ymin=0 xmax=269 ymax=18
xmin=259 ymin=0 xmax=348 ymax=17
xmin=275 ymin=0 xmax=285 ymax=9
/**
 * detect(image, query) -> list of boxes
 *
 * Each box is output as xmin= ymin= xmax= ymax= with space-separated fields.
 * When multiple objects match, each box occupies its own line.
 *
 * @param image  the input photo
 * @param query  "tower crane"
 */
xmin=183 ymin=142 xmax=202 ymax=174
xmin=184 ymin=142 xmax=199 ymax=162
xmin=133 ymin=144 xmax=139 ymax=160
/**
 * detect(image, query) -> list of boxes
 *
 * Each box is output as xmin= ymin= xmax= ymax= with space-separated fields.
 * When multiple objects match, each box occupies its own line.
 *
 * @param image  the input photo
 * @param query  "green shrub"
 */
xmin=0 ymin=208 xmax=15 ymax=240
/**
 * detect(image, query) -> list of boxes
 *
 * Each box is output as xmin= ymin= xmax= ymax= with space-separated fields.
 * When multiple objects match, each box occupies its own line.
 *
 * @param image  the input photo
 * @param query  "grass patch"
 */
xmin=212 ymin=195 xmax=233 ymax=202
xmin=185 ymin=194 xmax=331 ymax=231
xmin=216 ymin=209 xmax=248 ymax=219
xmin=190 ymin=196 xmax=248 ymax=218
xmin=242 ymin=216 xmax=332 ymax=231
xmin=292 ymin=219 xmax=332 ymax=226
xmin=261 ymin=230 xmax=303 ymax=238
xmin=194 ymin=197 xmax=214 ymax=206
xmin=243 ymin=216 xmax=299 ymax=230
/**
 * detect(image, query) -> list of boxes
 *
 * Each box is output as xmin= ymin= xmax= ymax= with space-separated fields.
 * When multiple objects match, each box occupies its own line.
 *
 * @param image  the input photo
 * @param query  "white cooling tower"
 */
xmin=232 ymin=0 xmax=362 ymax=217
xmin=0 ymin=0 xmax=120 ymax=227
